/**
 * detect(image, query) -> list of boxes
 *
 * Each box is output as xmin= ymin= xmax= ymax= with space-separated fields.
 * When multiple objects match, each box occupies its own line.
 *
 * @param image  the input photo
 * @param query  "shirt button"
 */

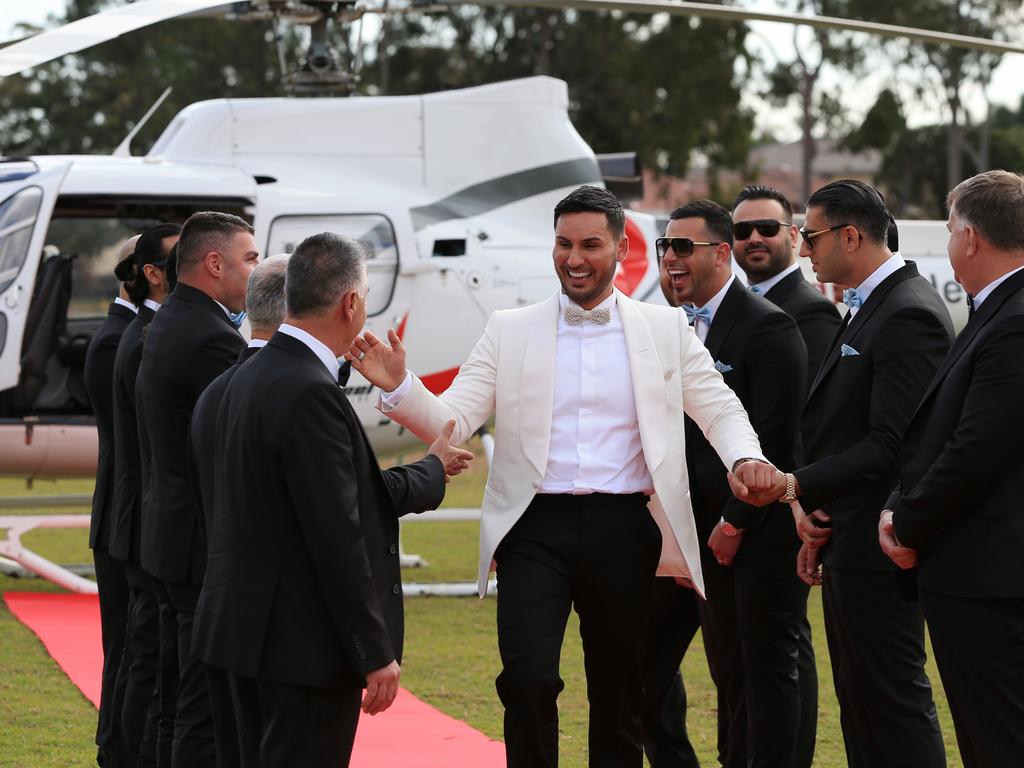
xmin=392 ymin=584 xmax=401 ymax=595
xmin=388 ymin=544 xmax=397 ymax=555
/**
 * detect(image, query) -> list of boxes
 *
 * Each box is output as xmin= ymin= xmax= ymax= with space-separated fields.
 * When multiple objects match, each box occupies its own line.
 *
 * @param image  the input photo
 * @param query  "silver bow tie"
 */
xmin=563 ymin=306 xmax=611 ymax=325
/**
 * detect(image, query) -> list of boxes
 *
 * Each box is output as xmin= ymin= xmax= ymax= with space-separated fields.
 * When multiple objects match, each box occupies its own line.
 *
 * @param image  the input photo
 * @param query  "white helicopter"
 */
xmin=0 ymin=0 xmax=1015 ymax=482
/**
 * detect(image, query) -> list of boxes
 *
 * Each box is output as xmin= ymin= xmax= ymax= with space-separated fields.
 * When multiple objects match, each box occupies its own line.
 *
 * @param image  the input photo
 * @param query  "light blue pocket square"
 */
xmin=840 ymin=344 xmax=860 ymax=357
xmin=714 ymin=360 xmax=734 ymax=373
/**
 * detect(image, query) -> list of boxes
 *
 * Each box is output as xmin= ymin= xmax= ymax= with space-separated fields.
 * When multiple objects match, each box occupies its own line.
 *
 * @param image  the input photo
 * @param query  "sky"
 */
xmin=2 ymin=0 xmax=1021 ymax=145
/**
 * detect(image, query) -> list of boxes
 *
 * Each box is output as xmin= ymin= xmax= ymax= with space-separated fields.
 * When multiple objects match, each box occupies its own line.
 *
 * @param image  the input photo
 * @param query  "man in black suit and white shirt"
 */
xmin=645 ymin=200 xmax=809 ymax=768
xmin=192 ymin=233 xmax=463 ymax=768
xmin=83 ymin=233 xmax=140 ymax=768
xmin=138 ymin=212 xmax=257 ymax=768
xmin=882 ymin=170 xmax=1024 ymax=768
xmin=758 ymin=180 xmax=952 ymax=767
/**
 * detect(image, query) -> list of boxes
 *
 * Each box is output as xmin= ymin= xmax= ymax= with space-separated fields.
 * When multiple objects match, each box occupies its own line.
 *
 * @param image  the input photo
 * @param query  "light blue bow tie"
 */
xmin=683 ymin=304 xmax=712 ymax=325
xmin=229 ymin=311 xmax=247 ymax=330
xmin=749 ymin=284 xmax=764 ymax=295
xmin=842 ymin=288 xmax=863 ymax=309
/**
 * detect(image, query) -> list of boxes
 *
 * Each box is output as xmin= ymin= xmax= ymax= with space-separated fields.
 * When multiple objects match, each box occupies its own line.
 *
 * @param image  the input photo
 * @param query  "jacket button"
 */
xmin=388 ymin=544 xmax=397 ymax=555
xmin=392 ymin=584 xmax=401 ymax=595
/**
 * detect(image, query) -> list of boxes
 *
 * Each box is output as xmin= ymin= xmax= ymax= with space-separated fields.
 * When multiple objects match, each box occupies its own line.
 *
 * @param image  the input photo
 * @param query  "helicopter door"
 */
xmin=0 ymin=160 xmax=71 ymax=393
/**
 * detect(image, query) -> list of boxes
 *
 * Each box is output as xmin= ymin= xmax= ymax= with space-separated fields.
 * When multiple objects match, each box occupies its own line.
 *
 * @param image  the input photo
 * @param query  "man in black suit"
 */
xmin=138 ymin=212 xmax=257 ymax=768
xmin=83 ymin=233 xmax=140 ymax=768
xmin=192 ymin=233 xmax=462 ymax=768
xmin=759 ymin=180 xmax=952 ymax=767
xmin=882 ymin=170 xmax=1024 ymax=768
xmin=644 ymin=200 xmax=808 ymax=768
xmin=731 ymin=184 xmax=834 ymax=768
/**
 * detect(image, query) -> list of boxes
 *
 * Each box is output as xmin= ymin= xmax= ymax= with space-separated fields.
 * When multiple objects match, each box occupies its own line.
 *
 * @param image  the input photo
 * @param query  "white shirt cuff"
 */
xmin=378 ymin=370 xmax=413 ymax=413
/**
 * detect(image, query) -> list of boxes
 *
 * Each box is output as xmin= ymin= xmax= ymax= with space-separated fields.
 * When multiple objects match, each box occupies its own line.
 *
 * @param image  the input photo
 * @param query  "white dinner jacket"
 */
xmin=380 ymin=288 xmax=765 ymax=597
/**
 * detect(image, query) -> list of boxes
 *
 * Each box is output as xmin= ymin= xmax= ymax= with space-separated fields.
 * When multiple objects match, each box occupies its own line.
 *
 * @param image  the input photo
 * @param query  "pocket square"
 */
xmin=840 ymin=344 xmax=860 ymax=357
xmin=714 ymin=360 xmax=733 ymax=373
xmin=663 ymin=367 xmax=677 ymax=382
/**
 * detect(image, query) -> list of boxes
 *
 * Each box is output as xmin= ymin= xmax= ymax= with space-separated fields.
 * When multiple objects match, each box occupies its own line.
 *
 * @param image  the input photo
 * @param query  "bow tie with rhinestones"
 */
xmin=563 ymin=306 xmax=611 ymax=325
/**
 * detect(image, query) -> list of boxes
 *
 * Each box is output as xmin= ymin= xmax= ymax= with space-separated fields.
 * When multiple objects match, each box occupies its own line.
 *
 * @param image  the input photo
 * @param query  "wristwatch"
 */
xmin=780 ymin=472 xmax=798 ymax=503
xmin=719 ymin=517 xmax=741 ymax=537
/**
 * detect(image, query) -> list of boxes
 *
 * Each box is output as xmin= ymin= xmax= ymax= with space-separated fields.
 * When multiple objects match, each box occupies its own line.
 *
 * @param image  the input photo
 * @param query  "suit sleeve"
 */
xmin=795 ymin=306 xmax=950 ymax=512
xmin=797 ymin=301 xmax=841 ymax=384
xmin=380 ymin=311 xmax=499 ymax=447
xmin=893 ymin=319 xmax=1024 ymax=549
xmin=182 ymin=329 xmax=245 ymax=403
xmin=679 ymin=310 xmax=765 ymax=471
xmin=283 ymin=381 xmax=394 ymax=676
xmin=380 ymin=455 xmax=446 ymax=517
xmin=723 ymin=313 xmax=807 ymax=530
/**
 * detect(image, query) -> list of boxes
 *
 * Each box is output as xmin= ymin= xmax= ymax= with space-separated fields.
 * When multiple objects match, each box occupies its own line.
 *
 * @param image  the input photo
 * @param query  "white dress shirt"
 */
xmin=277 ymin=324 xmax=339 ymax=380
xmin=212 ymin=297 xmax=233 ymax=319
xmin=849 ymin=252 xmax=905 ymax=317
xmin=686 ymin=275 xmax=735 ymax=343
xmin=749 ymin=262 xmax=800 ymax=296
xmin=383 ymin=292 xmax=653 ymax=495
xmin=143 ymin=298 xmax=161 ymax=314
xmin=971 ymin=265 xmax=1024 ymax=311
xmin=114 ymin=296 xmax=138 ymax=314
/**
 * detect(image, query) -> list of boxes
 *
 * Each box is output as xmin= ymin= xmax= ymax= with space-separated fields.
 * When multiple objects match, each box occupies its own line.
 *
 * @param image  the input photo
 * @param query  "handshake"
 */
xmin=727 ymin=460 xmax=791 ymax=507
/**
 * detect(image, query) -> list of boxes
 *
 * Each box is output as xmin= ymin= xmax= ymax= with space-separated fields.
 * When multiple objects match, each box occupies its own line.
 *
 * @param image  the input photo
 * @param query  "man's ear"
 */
xmin=203 ymin=251 xmax=222 ymax=278
xmin=965 ymin=225 xmax=979 ymax=260
xmin=716 ymin=244 xmax=732 ymax=267
xmin=615 ymin=234 xmax=629 ymax=263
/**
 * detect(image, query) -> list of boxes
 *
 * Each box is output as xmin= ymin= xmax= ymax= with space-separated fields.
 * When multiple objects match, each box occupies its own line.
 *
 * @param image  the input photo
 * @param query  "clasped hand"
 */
xmin=727 ymin=461 xmax=782 ymax=506
xmin=878 ymin=509 xmax=918 ymax=569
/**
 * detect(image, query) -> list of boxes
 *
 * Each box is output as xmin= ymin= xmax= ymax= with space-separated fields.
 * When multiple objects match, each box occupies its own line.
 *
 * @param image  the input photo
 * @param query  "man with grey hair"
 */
xmin=193 ymin=232 xmax=471 ymax=768
xmin=881 ymin=169 xmax=1024 ymax=767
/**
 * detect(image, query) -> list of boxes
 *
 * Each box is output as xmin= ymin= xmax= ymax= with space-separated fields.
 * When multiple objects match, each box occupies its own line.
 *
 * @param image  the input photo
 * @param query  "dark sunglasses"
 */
xmin=798 ymin=223 xmax=850 ymax=251
xmin=733 ymin=219 xmax=791 ymax=240
xmin=655 ymin=237 xmax=722 ymax=259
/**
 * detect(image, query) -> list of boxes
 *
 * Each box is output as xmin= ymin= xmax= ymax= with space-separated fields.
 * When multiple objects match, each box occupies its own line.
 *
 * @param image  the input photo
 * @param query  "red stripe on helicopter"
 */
xmin=421 ymin=367 xmax=460 ymax=394
xmin=614 ymin=217 xmax=648 ymax=297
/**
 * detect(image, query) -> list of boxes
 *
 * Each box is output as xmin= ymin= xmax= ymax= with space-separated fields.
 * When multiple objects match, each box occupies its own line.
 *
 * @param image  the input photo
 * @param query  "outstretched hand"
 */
xmin=427 ymin=420 xmax=474 ymax=483
xmin=346 ymin=329 xmax=407 ymax=392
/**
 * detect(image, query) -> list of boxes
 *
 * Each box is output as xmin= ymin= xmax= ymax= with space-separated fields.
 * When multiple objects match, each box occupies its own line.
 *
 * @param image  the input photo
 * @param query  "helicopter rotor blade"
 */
xmin=439 ymin=0 xmax=1024 ymax=56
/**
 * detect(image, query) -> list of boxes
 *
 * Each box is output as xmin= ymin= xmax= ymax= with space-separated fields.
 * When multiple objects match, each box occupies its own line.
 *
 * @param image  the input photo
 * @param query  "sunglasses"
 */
xmin=798 ymin=223 xmax=850 ymax=251
xmin=734 ymin=219 xmax=791 ymax=240
xmin=655 ymin=237 xmax=723 ymax=259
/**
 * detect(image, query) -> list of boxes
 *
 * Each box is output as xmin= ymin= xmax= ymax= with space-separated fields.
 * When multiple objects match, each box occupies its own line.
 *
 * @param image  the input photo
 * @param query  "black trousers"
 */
xmin=822 ymin=567 xmax=945 ymax=768
xmin=151 ymin=578 xmax=180 ymax=768
xmin=94 ymin=547 xmax=130 ymax=768
xmin=207 ymin=665 xmax=242 ymax=768
xmin=231 ymin=672 xmax=361 ymax=768
xmin=641 ymin=578 xmax=701 ymax=768
xmin=118 ymin=560 xmax=162 ymax=768
xmin=162 ymin=580 xmax=215 ymax=768
xmin=696 ymin=545 xmax=812 ymax=768
xmin=494 ymin=493 xmax=662 ymax=768
xmin=921 ymin=589 xmax=1024 ymax=768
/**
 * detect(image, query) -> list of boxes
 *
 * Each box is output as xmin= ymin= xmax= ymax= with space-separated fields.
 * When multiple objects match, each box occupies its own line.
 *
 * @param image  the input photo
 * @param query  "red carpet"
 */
xmin=4 ymin=592 xmax=506 ymax=766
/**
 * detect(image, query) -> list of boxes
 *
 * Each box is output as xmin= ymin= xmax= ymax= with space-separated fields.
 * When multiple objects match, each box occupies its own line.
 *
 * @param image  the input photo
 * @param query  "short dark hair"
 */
xmin=669 ymin=199 xmax=734 ymax=249
xmin=806 ymin=179 xmax=891 ymax=245
xmin=116 ymin=222 xmax=181 ymax=305
xmin=176 ymin=211 xmax=254 ymax=272
xmin=732 ymin=184 xmax=793 ymax=221
xmin=553 ymin=185 xmax=625 ymax=239
xmin=886 ymin=213 xmax=899 ymax=252
xmin=947 ymin=170 xmax=1024 ymax=251
xmin=286 ymin=232 xmax=367 ymax=318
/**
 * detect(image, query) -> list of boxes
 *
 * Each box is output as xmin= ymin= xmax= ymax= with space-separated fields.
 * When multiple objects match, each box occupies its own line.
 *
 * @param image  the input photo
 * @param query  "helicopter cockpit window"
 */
xmin=267 ymin=214 xmax=399 ymax=316
xmin=0 ymin=186 xmax=44 ymax=297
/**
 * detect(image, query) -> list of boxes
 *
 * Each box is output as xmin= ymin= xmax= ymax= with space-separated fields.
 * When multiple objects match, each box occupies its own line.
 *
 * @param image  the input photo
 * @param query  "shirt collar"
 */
xmin=248 ymin=338 xmax=268 ymax=349
xmin=855 ymin=252 xmax=905 ymax=305
xmin=143 ymin=298 xmax=162 ymax=313
xmin=114 ymin=297 xmax=138 ymax=314
xmin=689 ymin=274 xmax=735 ymax=326
xmin=212 ymin=297 xmax=232 ymax=319
xmin=972 ymin=264 xmax=1024 ymax=311
xmin=748 ymin=262 xmax=800 ymax=295
xmin=277 ymin=324 xmax=340 ymax=379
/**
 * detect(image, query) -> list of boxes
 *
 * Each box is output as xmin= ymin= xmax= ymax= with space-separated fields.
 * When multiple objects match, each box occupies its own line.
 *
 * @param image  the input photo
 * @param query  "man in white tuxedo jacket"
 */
xmin=351 ymin=186 xmax=772 ymax=768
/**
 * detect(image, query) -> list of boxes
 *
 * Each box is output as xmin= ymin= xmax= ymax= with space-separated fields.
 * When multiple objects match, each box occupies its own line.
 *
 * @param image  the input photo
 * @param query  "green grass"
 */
xmin=0 ymin=459 xmax=963 ymax=767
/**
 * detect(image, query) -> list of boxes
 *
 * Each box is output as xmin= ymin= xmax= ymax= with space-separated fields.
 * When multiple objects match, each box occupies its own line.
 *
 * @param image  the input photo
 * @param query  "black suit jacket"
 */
xmin=83 ymin=301 xmax=137 ymax=550
xmin=762 ymin=268 xmax=842 ymax=386
xmin=890 ymin=268 xmax=1024 ymax=598
xmin=685 ymin=280 xmax=807 ymax=560
xmin=138 ymin=283 xmax=244 ymax=584
xmin=109 ymin=304 xmax=156 ymax=562
xmin=795 ymin=262 xmax=953 ymax=571
xmin=193 ymin=332 xmax=446 ymax=689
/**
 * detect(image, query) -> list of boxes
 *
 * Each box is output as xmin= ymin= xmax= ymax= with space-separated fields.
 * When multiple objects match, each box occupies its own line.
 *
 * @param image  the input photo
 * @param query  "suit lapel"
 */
xmin=704 ymin=280 xmax=744 ymax=361
xmin=519 ymin=293 xmax=560 ymax=476
xmin=807 ymin=311 xmax=850 ymax=398
xmin=617 ymin=289 xmax=668 ymax=471
xmin=763 ymin=268 xmax=801 ymax=305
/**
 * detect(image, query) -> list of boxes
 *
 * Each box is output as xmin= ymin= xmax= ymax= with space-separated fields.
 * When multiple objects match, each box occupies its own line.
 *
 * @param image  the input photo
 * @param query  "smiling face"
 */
xmin=732 ymin=197 xmax=796 ymax=282
xmin=552 ymin=211 xmax=626 ymax=309
xmin=659 ymin=217 xmax=730 ymax=307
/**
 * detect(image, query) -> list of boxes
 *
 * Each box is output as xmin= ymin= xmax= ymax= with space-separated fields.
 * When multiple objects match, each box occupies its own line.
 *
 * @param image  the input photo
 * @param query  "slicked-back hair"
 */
xmin=286 ymin=233 xmax=367 ymax=319
xmin=886 ymin=214 xmax=899 ymax=252
xmin=806 ymin=180 xmax=891 ymax=245
xmin=947 ymin=170 xmax=1024 ymax=252
xmin=176 ymin=211 xmax=254 ymax=273
xmin=553 ymin=185 xmax=625 ymax=239
xmin=732 ymin=184 xmax=793 ymax=221
xmin=118 ymin=222 xmax=181 ymax=306
xmin=669 ymin=199 xmax=734 ymax=249
xmin=246 ymin=254 xmax=289 ymax=330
